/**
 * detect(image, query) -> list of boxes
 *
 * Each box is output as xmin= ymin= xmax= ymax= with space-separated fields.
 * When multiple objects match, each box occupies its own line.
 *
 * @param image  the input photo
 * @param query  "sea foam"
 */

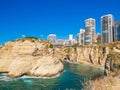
xmin=0 ymin=72 xmax=61 ymax=81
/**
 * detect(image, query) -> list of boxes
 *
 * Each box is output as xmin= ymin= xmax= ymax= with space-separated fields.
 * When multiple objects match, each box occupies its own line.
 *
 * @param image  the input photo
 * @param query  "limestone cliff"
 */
xmin=53 ymin=46 xmax=109 ymax=66
xmin=53 ymin=42 xmax=120 ymax=68
xmin=104 ymin=52 xmax=120 ymax=76
xmin=0 ymin=38 xmax=63 ymax=78
xmin=0 ymin=37 xmax=119 ymax=78
xmin=84 ymin=42 xmax=120 ymax=90
xmin=104 ymin=42 xmax=120 ymax=76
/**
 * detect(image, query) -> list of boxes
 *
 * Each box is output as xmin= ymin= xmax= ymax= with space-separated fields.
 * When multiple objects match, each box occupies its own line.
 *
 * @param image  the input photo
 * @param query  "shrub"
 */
xmin=49 ymin=44 xmax=53 ymax=48
xmin=31 ymin=39 xmax=35 ymax=42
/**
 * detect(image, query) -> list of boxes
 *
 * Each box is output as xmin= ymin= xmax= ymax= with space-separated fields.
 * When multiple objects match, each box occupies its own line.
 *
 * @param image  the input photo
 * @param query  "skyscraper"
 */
xmin=85 ymin=18 xmax=96 ymax=45
xmin=77 ymin=29 xmax=85 ymax=45
xmin=47 ymin=34 xmax=56 ymax=44
xmin=114 ymin=21 xmax=120 ymax=41
xmin=101 ymin=14 xmax=114 ymax=43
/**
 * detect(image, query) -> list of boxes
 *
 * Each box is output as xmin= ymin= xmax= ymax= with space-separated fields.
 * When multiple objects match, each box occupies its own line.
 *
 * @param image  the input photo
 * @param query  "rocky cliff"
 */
xmin=0 ymin=37 xmax=119 ymax=78
xmin=53 ymin=45 xmax=109 ymax=66
xmin=84 ymin=42 xmax=120 ymax=90
xmin=104 ymin=42 xmax=120 ymax=76
xmin=53 ymin=42 xmax=120 ymax=69
xmin=0 ymin=38 xmax=63 ymax=78
xmin=104 ymin=52 xmax=120 ymax=76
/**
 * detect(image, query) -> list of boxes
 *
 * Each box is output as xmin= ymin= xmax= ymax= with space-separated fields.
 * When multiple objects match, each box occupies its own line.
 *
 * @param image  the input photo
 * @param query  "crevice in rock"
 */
xmin=89 ymin=54 xmax=94 ymax=64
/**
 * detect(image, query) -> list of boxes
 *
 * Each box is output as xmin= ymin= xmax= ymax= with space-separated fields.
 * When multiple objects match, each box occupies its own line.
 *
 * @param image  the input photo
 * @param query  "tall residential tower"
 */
xmin=85 ymin=18 xmax=96 ymax=45
xmin=114 ymin=21 xmax=120 ymax=41
xmin=47 ymin=34 xmax=56 ymax=45
xmin=101 ymin=14 xmax=114 ymax=43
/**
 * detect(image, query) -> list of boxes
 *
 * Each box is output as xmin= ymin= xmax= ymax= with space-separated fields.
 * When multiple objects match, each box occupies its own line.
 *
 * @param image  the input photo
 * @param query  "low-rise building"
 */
xmin=77 ymin=29 xmax=85 ymax=45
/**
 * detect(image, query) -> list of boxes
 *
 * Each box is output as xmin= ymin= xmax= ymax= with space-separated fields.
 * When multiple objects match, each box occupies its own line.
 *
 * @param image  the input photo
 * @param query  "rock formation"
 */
xmin=0 ymin=38 xmax=63 ymax=78
xmin=53 ymin=42 xmax=120 ymax=69
xmin=84 ymin=42 xmax=120 ymax=90
xmin=0 ymin=37 xmax=119 ymax=78
xmin=53 ymin=46 xmax=109 ymax=66
xmin=104 ymin=42 xmax=120 ymax=76
xmin=104 ymin=52 xmax=120 ymax=76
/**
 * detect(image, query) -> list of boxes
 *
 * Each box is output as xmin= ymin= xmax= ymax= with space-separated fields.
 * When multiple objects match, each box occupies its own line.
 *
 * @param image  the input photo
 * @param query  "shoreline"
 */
xmin=0 ymin=71 xmax=63 ymax=81
xmin=64 ymin=60 xmax=104 ymax=70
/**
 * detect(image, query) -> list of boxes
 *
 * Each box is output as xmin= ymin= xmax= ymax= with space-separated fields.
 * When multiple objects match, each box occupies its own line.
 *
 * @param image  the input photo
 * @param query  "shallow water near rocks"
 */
xmin=0 ymin=61 xmax=104 ymax=90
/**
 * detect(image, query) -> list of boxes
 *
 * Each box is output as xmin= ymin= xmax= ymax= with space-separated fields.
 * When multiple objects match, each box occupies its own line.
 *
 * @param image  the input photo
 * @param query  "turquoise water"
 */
xmin=0 ymin=61 xmax=104 ymax=90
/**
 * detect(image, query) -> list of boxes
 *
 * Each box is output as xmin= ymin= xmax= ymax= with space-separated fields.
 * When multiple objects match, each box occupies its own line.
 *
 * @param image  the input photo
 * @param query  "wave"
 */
xmin=0 ymin=72 xmax=62 ymax=81
xmin=21 ymin=73 xmax=61 ymax=79
xmin=64 ymin=59 xmax=79 ymax=64
xmin=0 ymin=75 xmax=18 ymax=81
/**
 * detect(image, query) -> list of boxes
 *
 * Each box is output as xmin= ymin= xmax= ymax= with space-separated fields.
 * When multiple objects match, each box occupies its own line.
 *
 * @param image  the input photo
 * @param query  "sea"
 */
xmin=0 ymin=61 xmax=104 ymax=90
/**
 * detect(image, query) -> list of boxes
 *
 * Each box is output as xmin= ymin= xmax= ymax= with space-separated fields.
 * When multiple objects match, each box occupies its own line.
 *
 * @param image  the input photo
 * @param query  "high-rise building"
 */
xmin=69 ymin=34 xmax=73 ymax=40
xmin=101 ymin=14 xmax=114 ymax=43
xmin=77 ymin=29 xmax=85 ymax=45
xmin=47 ymin=34 xmax=56 ymax=44
xmin=85 ymin=18 xmax=96 ymax=45
xmin=114 ymin=21 xmax=120 ymax=41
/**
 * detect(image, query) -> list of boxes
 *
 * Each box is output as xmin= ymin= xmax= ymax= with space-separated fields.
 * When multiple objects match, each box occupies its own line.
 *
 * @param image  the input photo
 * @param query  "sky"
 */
xmin=0 ymin=0 xmax=120 ymax=44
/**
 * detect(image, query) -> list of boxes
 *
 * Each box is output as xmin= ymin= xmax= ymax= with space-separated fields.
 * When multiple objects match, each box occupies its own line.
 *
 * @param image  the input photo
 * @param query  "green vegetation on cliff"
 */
xmin=49 ymin=44 xmax=54 ymax=48
xmin=15 ymin=37 xmax=39 ymax=42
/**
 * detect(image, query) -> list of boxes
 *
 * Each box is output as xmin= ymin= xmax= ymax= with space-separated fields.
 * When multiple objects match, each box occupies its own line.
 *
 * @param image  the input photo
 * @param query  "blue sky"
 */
xmin=0 ymin=0 xmax=120 ymax=44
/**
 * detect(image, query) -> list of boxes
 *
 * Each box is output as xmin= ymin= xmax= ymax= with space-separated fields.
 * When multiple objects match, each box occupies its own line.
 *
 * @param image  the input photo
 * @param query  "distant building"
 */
xmin=69 ymin=39 xmax=77 ymax=46
xmin=69 ymin=34 xmax=73 ymax=40
xmin=77 ymin=29 xmax=85 ymax=45
xmin=95 ymin=33 xmax=102 ymax=44
xmin=68 ymin=34 xmax=77 ymax=46
xmin=55 ymin=39 xmax=65 ymax=46
xmin=101 ymin=14 xmax=114 ymax=43
xmin=114 ymin=21 xmax=120 ymax=41
xmin=47 ymin=34 xmax=56 ymax=44
xmin=64 ymin=40 xmax=70 ymax=46
xmin=85 ymin=18 xmax=96 ymax=45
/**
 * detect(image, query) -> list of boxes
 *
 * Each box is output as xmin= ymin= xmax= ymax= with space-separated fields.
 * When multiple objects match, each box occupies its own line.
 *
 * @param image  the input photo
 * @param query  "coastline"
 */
xmin=64 ymin=60 xmax=104 ymax=70
xmin=64 ymin=60 xmax=120 ymax=90
xmin=0 ymin=72 xmax=63 ymax=81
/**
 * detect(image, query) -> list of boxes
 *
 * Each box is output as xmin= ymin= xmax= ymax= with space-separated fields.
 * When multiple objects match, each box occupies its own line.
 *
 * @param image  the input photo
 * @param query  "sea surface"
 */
xmin=0 ymin=61 xmax=104 ymax=90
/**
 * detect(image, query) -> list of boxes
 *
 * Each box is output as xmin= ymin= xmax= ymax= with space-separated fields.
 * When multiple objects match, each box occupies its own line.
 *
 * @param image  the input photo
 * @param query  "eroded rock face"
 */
xmin=29 ymin=56 xmax=63 ymax=77
xmin=104 ymin=52 xmax=120 ymax=76
xmin=53 ymin=42 xmax=120 ymax=67
xmin=0 ymin=38 xmax=119 ymax=78
xmin=54 ymin=46 xmax=109 ymax=66
xmin=0 ymin=38 xmax=63 ymax=78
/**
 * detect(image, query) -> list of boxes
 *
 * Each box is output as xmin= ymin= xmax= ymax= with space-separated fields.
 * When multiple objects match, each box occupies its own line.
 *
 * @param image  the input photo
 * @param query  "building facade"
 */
xmin=85 ymin=18 xmax=96 ymax=45
xmin=77 ymin=29 xmax=85 ymax=45
xmin=55 ymin=39 xmax=65 ymax=46
xmin=114 ymin=21 xmax=120 ymax=41
xmin=47 ymin=34 xmax=56 ymax=44
xmin=69 ymin=34 xmax=73 ymax=40
xmin=95 ymin=33 xmax=101 ymax=44
xmin=101 ymin=14 xmax=114 ymax=43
